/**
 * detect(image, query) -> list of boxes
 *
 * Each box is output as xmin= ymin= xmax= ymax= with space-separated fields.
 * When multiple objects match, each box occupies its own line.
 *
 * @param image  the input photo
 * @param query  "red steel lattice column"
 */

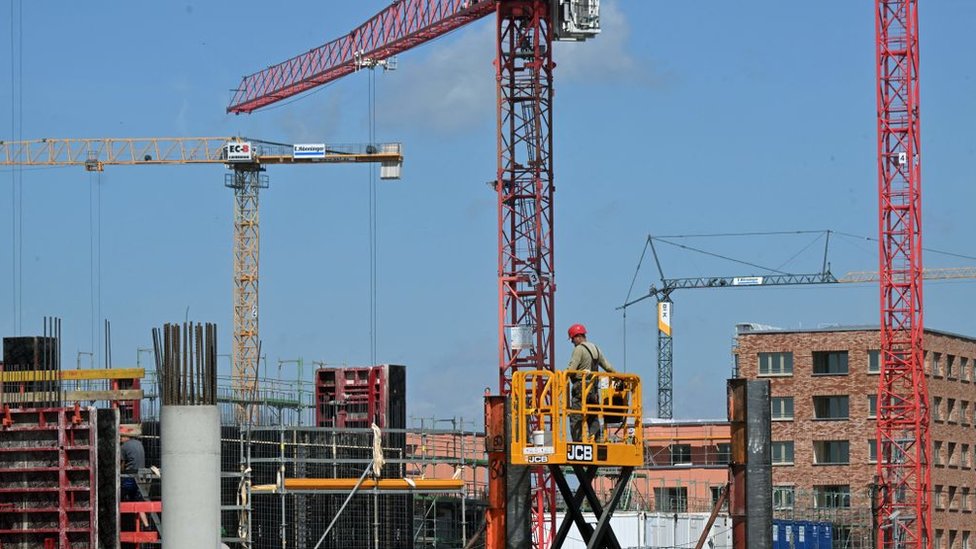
xmin=874 ymin=1 xmax=930 ymax=547
xmin=496 ymin=1 xmax=556 ymax=547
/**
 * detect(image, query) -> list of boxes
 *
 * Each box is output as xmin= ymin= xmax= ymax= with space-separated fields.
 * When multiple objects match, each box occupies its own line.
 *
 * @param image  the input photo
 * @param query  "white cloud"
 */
xmin=376 ymin=23 xmax=496 ymax=135
xmin=554 ymin=1 xmax=656 ymax=86
xmin=373 ymin=1 xmax=660 ymax=135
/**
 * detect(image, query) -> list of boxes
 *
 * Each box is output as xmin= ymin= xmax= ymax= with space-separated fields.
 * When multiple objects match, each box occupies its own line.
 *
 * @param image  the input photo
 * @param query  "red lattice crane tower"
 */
xmin=227 ymin=2 xmax=600 ymax=548
xmin=874 ymin=1 xmax=930 ymax=547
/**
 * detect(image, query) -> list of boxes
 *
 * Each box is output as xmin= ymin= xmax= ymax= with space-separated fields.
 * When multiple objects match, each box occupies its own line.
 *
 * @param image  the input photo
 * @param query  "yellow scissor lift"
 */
xmin=511 ymin=370 xmax=643 ymax=549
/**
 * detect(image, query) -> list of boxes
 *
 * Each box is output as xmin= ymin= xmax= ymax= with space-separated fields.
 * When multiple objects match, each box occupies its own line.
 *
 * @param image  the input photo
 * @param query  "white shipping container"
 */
xmin=645 ymin=512 xmax=732 ymax=549
xmin=549 ymin=511 xmax=732 ymax=549
xmin=551 ymin=511 xmax=645 ymax=549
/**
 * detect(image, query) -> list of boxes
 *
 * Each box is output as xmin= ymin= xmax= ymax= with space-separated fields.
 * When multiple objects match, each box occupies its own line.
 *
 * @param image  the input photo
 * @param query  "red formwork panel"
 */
xmin=314 ymin=365 xmax=405 ymax=429
xmin=0 ymin=406 xmax=98 ymax=548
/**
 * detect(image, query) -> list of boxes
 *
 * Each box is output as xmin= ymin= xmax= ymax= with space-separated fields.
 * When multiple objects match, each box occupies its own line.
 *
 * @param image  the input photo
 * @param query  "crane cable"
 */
xmin=89 ymin=170 xmax=102 ymax=369
xmin=9 ymin=0 xmax=23 ymax=334
xmin=368 ymin=68 xmax=378 ymax=366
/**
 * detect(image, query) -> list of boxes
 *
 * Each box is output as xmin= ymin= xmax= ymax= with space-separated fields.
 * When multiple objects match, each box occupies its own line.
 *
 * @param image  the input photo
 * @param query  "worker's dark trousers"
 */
xmin=570 ymin=388 xmax=600 ymax=442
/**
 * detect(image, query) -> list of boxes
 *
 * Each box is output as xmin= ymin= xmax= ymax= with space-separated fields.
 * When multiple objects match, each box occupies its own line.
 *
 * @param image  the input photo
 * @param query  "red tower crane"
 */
xmin=874 ymin=1 xmax=929 ymax=547
xmin=228 ymin=2 xmax=600 ymax=547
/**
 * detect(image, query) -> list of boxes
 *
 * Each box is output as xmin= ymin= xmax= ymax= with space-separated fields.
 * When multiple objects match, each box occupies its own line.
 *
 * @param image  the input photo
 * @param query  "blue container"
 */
xmin=789 ymin=521 xmax=803 ymax=549
xmin=807 ymin=522 xmax=820 ymax=549
xmin=772 ymin=519 xmax=789 ymax=549
xmin=817 ymin=521 xmax=833 ymax=549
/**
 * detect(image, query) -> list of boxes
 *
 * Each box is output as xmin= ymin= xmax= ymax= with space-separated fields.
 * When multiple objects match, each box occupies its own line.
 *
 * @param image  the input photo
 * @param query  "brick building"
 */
xmin=735 ymin=324 xmax=976 ymax=549
xmin=578 ymin=420 xmax=732 ymax=513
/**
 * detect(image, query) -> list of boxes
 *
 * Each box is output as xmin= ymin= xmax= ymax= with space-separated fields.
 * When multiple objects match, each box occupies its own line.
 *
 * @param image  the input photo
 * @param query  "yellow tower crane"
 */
xmin=0 ymin=136 xmax=403 ymax=413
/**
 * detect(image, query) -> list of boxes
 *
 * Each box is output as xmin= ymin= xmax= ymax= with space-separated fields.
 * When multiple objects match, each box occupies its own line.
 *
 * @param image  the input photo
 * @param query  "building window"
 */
xmin=963 ymin=531 xmax=971 ymax=549
xmin=933 ymin=396 xmax=942 ymax=422
xmin=947 ymin=354 xmax=956 ymax=379
xmin=962 ymin=401 xmax=970 ymax=426
xmin=670 ymin=444 xmax=692 ymax=465
xmin=935 ymin=485 xmax=944 ymax=510
xmin=653 ymin=487 xmax=687 ymax=512
xmin=771 ymin=441 xmax=795 ymax=465
xmin=934 ymin=441 xmax=943 ymax=466
xmin=759 ymin=352 xmax=793 ymax=376
xmin=962 ymin=444 xmax=970 ymax=469
xmin=931 ymin=352 xmax=943 ymax=377
xmin=948 ymin=442 xmax=958 ymax=467
xmin=715 ymin=443 xmax=731 ymax=465
xmin=868 ymin=439 xmax=877 ymax=463
xmin=868 ymin=394 xmax=878 ymax=419
xmin=773 ymin=486 xmax=795 ymax=510
xmin=962 ymin=357 xmax=971 ymax=382
xmin=813 ymin=440 xmax=850 ymax=465
xmin=812 ymin=351 xmax=848 ymax=375
xmin=962 ymin=488 xmax=971 ymax=512
xmin=710 ymin=486 xmax=728 ymax=511
xmin=868 ymin=350 xmax=881 ymax=373
xmin=771 ymin=397 xmax=794 ymax=420
xmin=813 ymin=485 xmax=851 ymax=508
xmin=947 ymin=398 xmax=957 ymax=423
xmin=813 ymin=396 xmax=849 ymax=420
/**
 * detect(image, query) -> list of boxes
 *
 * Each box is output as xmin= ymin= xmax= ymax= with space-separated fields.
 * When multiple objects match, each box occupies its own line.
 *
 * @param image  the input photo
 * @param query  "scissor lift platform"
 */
xmin=509 ymin=370 xmax=644 ymax=549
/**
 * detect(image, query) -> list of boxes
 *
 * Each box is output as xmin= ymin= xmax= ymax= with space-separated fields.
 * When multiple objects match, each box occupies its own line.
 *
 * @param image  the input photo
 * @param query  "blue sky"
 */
xmin=2 ymin=1 xmax=975 ymax=422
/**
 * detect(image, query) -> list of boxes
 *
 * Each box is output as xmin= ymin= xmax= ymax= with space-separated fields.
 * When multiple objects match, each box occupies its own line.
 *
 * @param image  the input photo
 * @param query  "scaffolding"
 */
xmin=138 ymin=372 xmax=487 ymax=549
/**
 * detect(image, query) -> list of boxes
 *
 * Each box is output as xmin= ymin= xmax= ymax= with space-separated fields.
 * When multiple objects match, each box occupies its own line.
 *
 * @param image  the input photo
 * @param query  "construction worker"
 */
xmin=566 ymin=323 xmax=615 ymax=442
xmin=119 ymin=424 xmax=146 ymax=502
xmin=119 ymin=424 xmax=150 ymax=538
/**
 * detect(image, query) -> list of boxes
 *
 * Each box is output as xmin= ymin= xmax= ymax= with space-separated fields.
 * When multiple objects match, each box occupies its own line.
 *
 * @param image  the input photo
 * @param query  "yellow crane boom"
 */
xmin=1 ymin=136 xmax=403 ymax=420
xmin=0 ymin=136 xmax=402 ymax=171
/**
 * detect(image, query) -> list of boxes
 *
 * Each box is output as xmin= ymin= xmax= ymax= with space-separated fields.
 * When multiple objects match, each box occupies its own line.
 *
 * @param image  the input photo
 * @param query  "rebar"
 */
xmin=153 ymin=322 xmax=218 ymax=406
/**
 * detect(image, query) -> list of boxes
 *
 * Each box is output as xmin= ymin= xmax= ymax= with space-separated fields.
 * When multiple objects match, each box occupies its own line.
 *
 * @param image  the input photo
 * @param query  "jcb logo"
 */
xmin=566 ymin=444 xmax=593 ymax=462
xmin=526 ymin=455 xmax=549 ymax=464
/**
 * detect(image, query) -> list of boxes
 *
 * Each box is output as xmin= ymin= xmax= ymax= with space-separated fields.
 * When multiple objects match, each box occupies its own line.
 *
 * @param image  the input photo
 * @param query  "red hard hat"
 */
xmin=567 ymin=323 xmax=587 ymax=339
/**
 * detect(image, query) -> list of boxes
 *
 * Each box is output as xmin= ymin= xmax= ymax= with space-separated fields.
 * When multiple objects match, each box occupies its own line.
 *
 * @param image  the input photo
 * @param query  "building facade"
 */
xmin=735 ymin=325 xmax=976 ymax=549
xmin=582 ymin=420 xmax=732 ymax=513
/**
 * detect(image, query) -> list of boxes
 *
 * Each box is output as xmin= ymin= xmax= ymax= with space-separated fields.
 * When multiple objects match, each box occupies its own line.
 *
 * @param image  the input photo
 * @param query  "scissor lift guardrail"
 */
xmin=510 ymin=370 xmax=643 ymax=467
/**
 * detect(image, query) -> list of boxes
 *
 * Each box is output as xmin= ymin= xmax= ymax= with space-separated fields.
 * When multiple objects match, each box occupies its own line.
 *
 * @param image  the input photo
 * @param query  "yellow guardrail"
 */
xmin=0 ymin=367 xmax=144 ymax=382
xmin=510 ymin=370 xmax=643 ymax=467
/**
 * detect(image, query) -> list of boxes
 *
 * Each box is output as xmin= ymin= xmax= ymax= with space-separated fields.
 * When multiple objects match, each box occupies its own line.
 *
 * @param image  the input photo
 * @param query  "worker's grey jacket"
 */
xmin=567 ymin=341 xmax=615 ymax=373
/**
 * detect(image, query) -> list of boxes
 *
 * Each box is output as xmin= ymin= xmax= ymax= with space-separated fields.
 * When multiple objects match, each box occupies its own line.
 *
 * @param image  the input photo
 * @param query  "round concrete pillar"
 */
xmin=161 ymin=405 xmax=220 ymax=549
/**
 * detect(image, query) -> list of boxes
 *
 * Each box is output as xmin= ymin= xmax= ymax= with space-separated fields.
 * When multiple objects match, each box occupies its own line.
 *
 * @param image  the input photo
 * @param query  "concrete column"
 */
xmin=161 ymin=405 xmax=221 ymax=549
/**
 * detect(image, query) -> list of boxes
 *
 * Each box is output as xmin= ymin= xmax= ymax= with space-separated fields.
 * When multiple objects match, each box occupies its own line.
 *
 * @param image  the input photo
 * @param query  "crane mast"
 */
xmin=227 ymin=166 xmax=265 ymax=409
xmin=496 ymin=4 xmax=556 ymax=545
xmin=874 ymin=1 xmax=929 ymax=547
